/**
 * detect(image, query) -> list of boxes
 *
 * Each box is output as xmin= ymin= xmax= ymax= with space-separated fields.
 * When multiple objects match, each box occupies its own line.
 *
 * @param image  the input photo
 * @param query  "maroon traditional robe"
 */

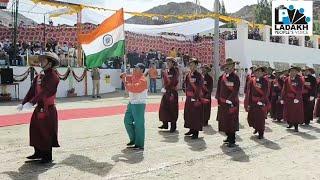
xmin=244 ymin=74 xmax=252 ymax=94
xmin=184 ymin=70 xmax=204 ymax=131
xmin=302 ymin=74 xmax=317 ymax=123
xmin=314 ymin=80 xmax=320 ymax=118
xmin=246 ymin=77 xmax=269 ymax=132
xmin=270 ymin=77 xmax=285 ymax=121
xmin=215 ymin=72 xmax=240 ymax=133
xmin=202 ymin=73 xmax=213 ymax=124
xmin=22 ymin=68 xmax=60 ymax=151
xmin=282 ymin=75 xmax=304 ymax=125
xmin=159 ymin=67 xmax=179 ymax=123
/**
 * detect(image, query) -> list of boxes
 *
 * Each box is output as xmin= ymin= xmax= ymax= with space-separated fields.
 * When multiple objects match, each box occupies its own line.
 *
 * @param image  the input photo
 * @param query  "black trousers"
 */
xmin=226 ymin=133 xmax=235 ymax=144
xmin=34 ymin=147 xmax=52 ymax=160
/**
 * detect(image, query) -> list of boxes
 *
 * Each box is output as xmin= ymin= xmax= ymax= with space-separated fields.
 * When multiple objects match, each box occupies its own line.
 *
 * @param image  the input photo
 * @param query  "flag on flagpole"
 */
xmin=79 ymin=9 xmax=125 ymax=68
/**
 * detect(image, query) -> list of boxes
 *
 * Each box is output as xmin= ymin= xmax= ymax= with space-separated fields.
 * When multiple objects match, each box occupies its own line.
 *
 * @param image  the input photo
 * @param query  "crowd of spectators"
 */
xmin=0 ymin=38 xmax=79 ymax=67
xmin=270 ymin=36 xmax=282 ymax=43
xmin=289 ymin=36 xmax=299 ymax=46
xmin=248 ymin=28 xmax=263 ymax=41
xmin=193 ymin=31 xmax=238 ymax=42
xmin=125 ymin=47 xmax=191 ymax=70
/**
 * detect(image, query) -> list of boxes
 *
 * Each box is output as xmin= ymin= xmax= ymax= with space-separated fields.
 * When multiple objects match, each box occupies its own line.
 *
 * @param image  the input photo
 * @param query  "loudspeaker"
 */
xmin=0 ymin=68 xmax=13 ymax=84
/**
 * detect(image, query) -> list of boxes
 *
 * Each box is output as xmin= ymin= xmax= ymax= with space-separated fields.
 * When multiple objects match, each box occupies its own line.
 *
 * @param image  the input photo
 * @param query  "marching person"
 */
xmin=244 ymin=67 xmax=253 ymax=94
xmin=201 ymin=64 xmax=213 ymax=126
xmin=121 ymin=63 xmax=148 ymax=150
xmin=184 ymin=58 xmax=204 ymax=139
xmin=17 ymin=52 xmax=60 ymax=163
xmin=314 ymin=78 xmax=320 ymax=123
xmin=245 ymin=66 xmax=269 ymax=139
xmin=281 ymin=66 xmax=304 ymax=132
xmin=302 ymin=66 xmax=317 ymax=125
xmin=158 ymin=57 xmax=179 ymax=132
xmin=215 ymin=58 xmax=240 ymax=147
xmin=270 ymin=70 xmax=286 ymax=122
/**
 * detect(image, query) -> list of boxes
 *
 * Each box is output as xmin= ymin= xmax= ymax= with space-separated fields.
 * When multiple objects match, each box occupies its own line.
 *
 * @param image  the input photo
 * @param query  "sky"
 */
xmin=6 ymin=0 xmax=258 ymax=25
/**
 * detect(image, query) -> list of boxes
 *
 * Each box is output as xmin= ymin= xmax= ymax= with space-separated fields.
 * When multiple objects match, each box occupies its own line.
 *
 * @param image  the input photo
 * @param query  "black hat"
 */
xmin=134 ymin=63 xmax=146 ymax=72
xmin=39 ymin=52 xmax=60 ymax=68
xmin=202 ymin=64 xmax=212 ymax=71
xmin=288 ymin=65 xmax=302 ymax=72
xmin=252 ymin=65 xmax=267 ymax=72
xmin=302 ymin=66 xmax=315 ymax=74
xmin=189 ymin=58 xmax=199 ymax=65
xmin=221 ymin=58 xmax=239 ymax=68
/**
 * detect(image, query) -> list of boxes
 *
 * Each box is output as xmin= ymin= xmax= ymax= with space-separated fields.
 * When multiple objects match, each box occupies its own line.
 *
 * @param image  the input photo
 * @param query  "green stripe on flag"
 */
xmin=85 ymin=40 xmax=125 ymax=68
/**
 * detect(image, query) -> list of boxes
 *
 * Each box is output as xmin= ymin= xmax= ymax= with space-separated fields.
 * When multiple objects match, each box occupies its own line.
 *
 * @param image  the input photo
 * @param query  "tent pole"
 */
xmin=213 ymin=0 xmax=220 ymax=87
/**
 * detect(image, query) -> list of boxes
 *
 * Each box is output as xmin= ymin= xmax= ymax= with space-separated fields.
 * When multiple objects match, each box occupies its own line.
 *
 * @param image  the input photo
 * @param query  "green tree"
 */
xmin=254 ymin=0 xmax=272 ymax=25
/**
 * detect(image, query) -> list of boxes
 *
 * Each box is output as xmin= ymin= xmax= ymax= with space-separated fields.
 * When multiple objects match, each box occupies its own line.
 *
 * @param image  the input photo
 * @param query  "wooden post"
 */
xmin=76 ymin=11 xmax=87 ymax=96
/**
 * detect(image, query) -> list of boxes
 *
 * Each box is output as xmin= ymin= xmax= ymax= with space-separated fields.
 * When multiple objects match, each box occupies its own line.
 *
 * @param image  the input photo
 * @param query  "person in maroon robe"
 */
xmin=314 ymin=78 xmax=320 ymax=123
xmin=245 ymin=66 xmax=269 ymax=139
xmin=17 ymin=52 xmax=60 ymax=163
xmin=184 ymin=58 xmax=204 ymax=139
xmin=302 ymin=67 xmax=317 ymax=125
xmin=244 ymin=67 xmax=253 ymax=94
xmin=270 ymin=71 xmax=285 ymax=122
xmin=159 ymin=57 xmax=179 ymax=132
xmin=215 ymin=58 xmax=240 ymax=147
xmin=281 ymin=66 xmax=304 ymax=132
xmin=201 ymin=64 xmax=213 ymax=126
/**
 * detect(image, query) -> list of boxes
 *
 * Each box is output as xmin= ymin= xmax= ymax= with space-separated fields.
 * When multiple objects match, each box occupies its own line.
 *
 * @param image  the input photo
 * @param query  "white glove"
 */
xmin=22 ymin=102 xmax=33 ymax=110
xmin=257 ymin=101 xmax=263 ymax=106
xmin=310 ymin=96 xmax=315 ymax=101
xmin=226 ymin=100 xmax=232 ymax=105
xmin=16 ymin=104 xmax=23 ymax=111
xmin=294 ymin=99 xmax=299 ymax=104
xmin=161 ymin=88 xmax=166 ymax=93
xmin=280 ymin=100 xmax=284 ymax=104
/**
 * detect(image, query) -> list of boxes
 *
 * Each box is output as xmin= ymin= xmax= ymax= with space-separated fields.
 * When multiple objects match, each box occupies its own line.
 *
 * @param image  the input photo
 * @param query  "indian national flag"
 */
xmin=79 ymin=9 xmax=125 ymax=68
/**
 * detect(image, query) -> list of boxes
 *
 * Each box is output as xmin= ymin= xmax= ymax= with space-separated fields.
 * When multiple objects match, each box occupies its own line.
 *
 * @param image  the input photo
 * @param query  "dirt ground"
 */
xmin=1 ymin=94 xmax=320 ymax=180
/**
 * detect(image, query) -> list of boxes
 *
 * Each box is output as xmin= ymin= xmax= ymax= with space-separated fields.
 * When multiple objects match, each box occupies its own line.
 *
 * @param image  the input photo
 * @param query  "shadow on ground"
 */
xmin=250 ymin=136 xmax=281 ymax=150
xmin=2 ymin=160 xmax=55 ymax=180
xmin=111 ymin=148 xmax=144 ymax=164
xmin=184 ymin=136 xmax=207 ymax=152
xmin=286 ymin=129 xmax=318 ymax=140
xmin=158 ymin=130 xmax=179 ymax=143
xmin=203 ymin=125 xmax=217 ymax=135
xmin=220 ymin=145 xmax=250 ymax=162
xmin=60 ymin=154 xmax=113 ymax=177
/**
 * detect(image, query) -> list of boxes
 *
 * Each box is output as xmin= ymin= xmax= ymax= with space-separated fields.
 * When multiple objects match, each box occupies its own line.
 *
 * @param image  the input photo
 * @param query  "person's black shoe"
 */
xmin=191 ymin=131 xmax=199 ymax=139
xmin=253 ymin=130 xmax=258 ymax=134
xmin=227 ymin=143 xmax=236 ymax=148
xmin=158 ymin=124 xmax=168 ymax=129
xmin=223 ymin=139 xmax=228 ymax=143
xmin=169 ymin=122 xmax=176 ymax=133
xmin=287 ymin=125 xmax=293 ymax=129
xmin=128 ymin=146 xmax=144 ymax=150
xmin=97 ymin=96 xmax=101 ymax=98
xmin=294 ymin=125 xmax=299 ymax=132
xmin=26 ymin=153 xmax=42 ymax=160
xmin=184 ymin=130 xmax=193 ymax=136
xmin=258 ymin=134 xmax=264 ymax=139
xmin=40 ymin=158 xmax=52 ymax=164
xmin=126 ymin=141 xmax=135 ymax=146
